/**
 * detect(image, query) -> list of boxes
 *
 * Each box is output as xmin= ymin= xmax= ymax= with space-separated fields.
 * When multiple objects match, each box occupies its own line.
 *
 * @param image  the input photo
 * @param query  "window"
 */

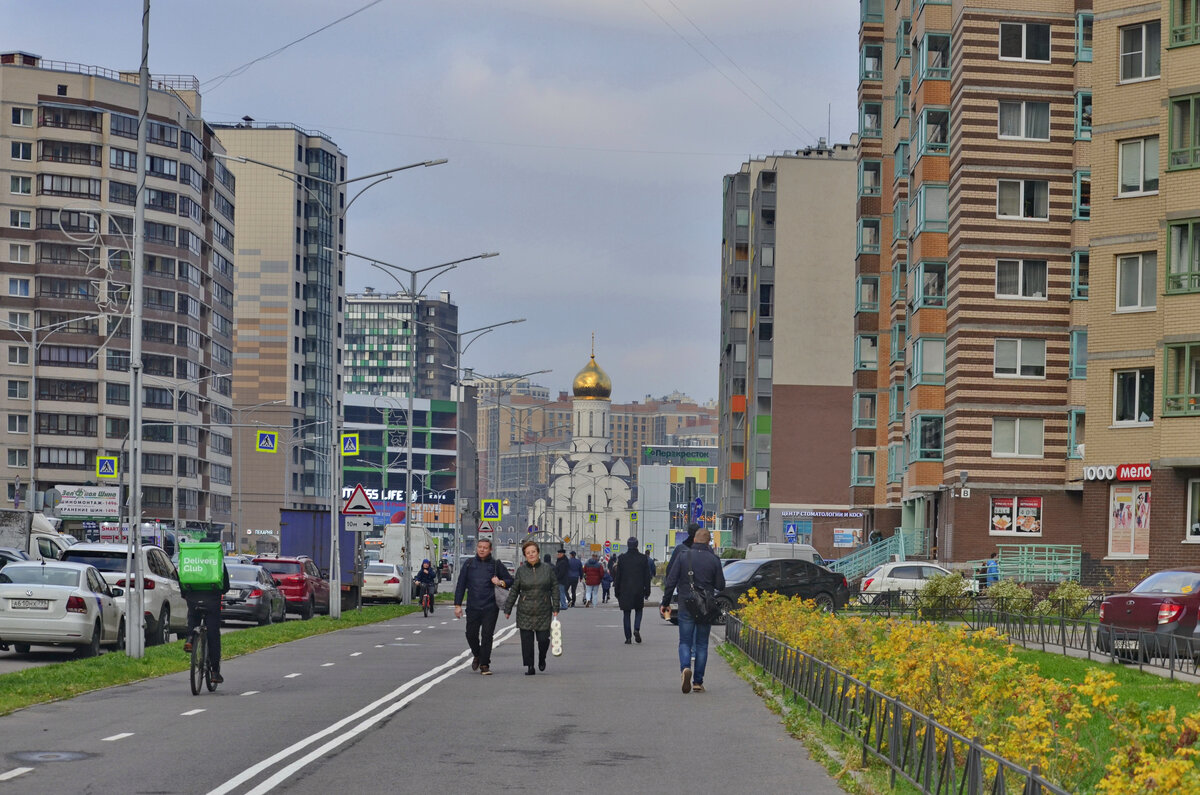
xmin=859 ymin=160 xmax=882 ymax=197
xmin=1065 ymin=256 xmax=1088 ymax=305
xmin=911 ymin=184 xmax=948 ymax=234
xmin=912 ymin=262 xmax=945 ymax=309
xmin=10 ymin=176 xmax=31 ymax=195
xmin=109 ymin=148 xmax=136 ymax=171
xmin=1117 ymin=252 xmax=1157 ymax=310
xmin=996 ymin=259 xmax=1047 ymax=299
xmin=911 ymin=337 xmax=945 ymax=385
xmin=8 ymin=245 xmax=30 ymax=265
xmin=856 ymin=276 xmax=879 ymax=312
xmin=860 ymin=102 xmax=882 ymax=138
xmin=1074 ymin=171 xmax=1091 ymax=219
xmin=7 ymin=449 xmax=28 ymax=468
xmin=857 ymin=218 xmax=880 ymax=255
xmin=1068 ymin=409 xmax=1085 ymax=459
xmin=919 ymin=33 xmax=951 ymax=81
xmin=853 ymin=393 xmax=877 ymax=429
xmin=894 ymin=78 xmax=910 ymax=124
xmin=915 ymin=108 xmax=949 ymax=157
xmin=8 ymin=414 xmax=28 ymax=433
xmin=995 ymin=338 xmax=1046 ymax=378
xmin=896 ymin=18 xmax=911 ymax=59
xmin=894 ymin=141 xmax=909 ymax=181
xmin=997 ymin=179 xmax=1048 ymax=220
xmin=1077 ymin=13 xmax=1093 ymax=61
xmin=1108 ymin=484 xmax=1151 ymax=558
xmin=908 ymin=415 xmax=944 ymax=462
xmin=7 ymin=380 xmax=28 ymax=399
xmin=1120 ymin=21 xmax=1161 ymax=81
xmin=1000 ymin=22 xmax=1051 ymax=62
xmin=992 ymin=417 xmax=1043 ymax=457
xmin=861 ymin=0 xmax=882 ymax=23
xmin=887 ymin=442 xmax=904 ymax=483
xmin=10 ymin=141 xmax=31 ymax=161
xmin=1119 ymin=137 xmax=1159 ymax=195
xmin=1170 ymin=93 xmax=1200 ymax=169
xmin=1169 ymin=219 xmax=1200 ymax=292
xmin=852 ymin=449 xmax=875 ymax=486
xmin=1188 ymin=480 xmax=1200 ymax=542
xmin=998 ymin=101 xmax=1050 ymax=140
xmin=1174 ymin=0 xmax=1200 ymax=46
xmin=890 ymin=382 xmax=906 ymax=423
xmin=7 ymin=277 xmax=29 ymax=296
xmin=8 ymin=312 xmax=30 ymax=331
xmin=893 ymin=203 xmax=908 ymax=241
xmin=11 ymin=107 xmax=32 ymax=126
xmin=1115 ymin=368 xmax=1155 ymax=424
xmin=9 ymin=347 xmax=29 ymax=365
xmin=892 ymin=260 xmax=907 ymax=304
xmin=1164 ymin=342 xmax=1200 ymax=414
xmin=861 ymin=44 xmax=883 ymax=80
xmin=8 ymin=209 xmax=30 ymax=229
xmin=855 ymin=335 xmax=879 ymax=370
xmin=1070 ymin=330 xmax=1087 ymax=378
xmin=1075 ymin=92 xmax=1092 ymax=140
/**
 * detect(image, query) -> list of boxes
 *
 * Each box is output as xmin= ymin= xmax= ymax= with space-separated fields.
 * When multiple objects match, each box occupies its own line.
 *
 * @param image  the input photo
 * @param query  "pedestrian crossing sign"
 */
xmin=588 ymin=513 xmax=597 ymax=523
xmin=341 ymin=433 xmax=359 ymax=456
xmin=630 ymin=511 xmax=638 ymax=521
xmin=96 ymin=456 xmax=118 ymax=479
xmin=481 ymin=499 xmax=502 ymax=521
xmin=256 ymin=431 xmax=278 ymax=453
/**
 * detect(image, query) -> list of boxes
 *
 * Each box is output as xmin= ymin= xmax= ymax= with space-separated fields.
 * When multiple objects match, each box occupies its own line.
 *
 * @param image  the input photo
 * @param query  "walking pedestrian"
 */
xmin=614 ymin=537 xmax=652 ymax=644
xmin=660 ymin=527 xmax=725 ymax=693
xmin=582 ymin=553 xmax=604 ymax=606
xmin=601 ymin=566 xmax=613 ymax=603
xmin=453 ymin=538 xmax=514 ymax=676
xmin=566 ymin=551 xmax=583 ymax=606
xmin=555 ymin=548 xmax=571 ymax=609
xmin=504 ymin=539 xmax=559 ymax=675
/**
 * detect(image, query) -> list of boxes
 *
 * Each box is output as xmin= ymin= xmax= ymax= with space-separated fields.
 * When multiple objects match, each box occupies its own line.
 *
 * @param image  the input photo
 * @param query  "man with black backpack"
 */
xmin=660 ymin=528 xmax=724 ymax=694
xmin=453 ymin=538 xmax=514 ymax=675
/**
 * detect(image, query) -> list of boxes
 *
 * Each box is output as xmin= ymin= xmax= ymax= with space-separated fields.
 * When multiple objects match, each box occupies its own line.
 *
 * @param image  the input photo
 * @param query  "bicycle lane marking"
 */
xmin=206 ymin=624 xmax=519 ymax=795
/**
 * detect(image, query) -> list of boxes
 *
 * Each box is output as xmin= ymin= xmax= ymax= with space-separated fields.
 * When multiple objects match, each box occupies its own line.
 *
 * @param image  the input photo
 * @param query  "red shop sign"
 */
xmin=1116 ymin=463 xmax=1152 ymax=481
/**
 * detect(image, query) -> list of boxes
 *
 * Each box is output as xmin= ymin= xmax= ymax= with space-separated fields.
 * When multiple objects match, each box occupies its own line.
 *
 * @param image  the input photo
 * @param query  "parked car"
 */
xmin=0 ymin=561 xmax=125 ymax=657
xmin=221 ymin=564 xmax=287 ymax=626
xmin=59 ymin=542 xmax=188 ymax=645
xmin=0 ymin=547 xmax=31 ymax=571
xmin=666 ymin=557 xmax=850 ymax=624
xmin=720 ymin=558 xmax=740 ymax=569
xmin=225 ymin=554 xmax=255 ymax=565
xmin=1098 ymin=569 xmax=1200 ymax=662
xmin=253 ymin=556 xmax=329 ymax=619
xmin=362 ymin=563 xmax=405 ymax=602
xmin=744 ymin=542 xmax=827 ymax=565
xmin=859 ymin=561 xmax=978 ymax=603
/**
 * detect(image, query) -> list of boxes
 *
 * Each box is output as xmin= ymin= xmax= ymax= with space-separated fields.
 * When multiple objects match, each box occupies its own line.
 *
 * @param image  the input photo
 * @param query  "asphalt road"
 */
xmin=0 ymin=591 xmax=841 ymax=794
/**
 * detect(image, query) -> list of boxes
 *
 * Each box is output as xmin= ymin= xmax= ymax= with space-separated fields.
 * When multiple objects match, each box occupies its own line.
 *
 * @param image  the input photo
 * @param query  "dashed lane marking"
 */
xmin=374 ymin=645 xmax=384 ymax=648
xmin=350 ymin=652 xmax=362 ymax=657
xmin=0 ymin=768 xmax=33 ymax=781
xmin=102 ymin=732 xmax=134 ymax=742
xmin=181 ymin=709 xmax=205 ymax=716
xmin=285 ymin=673 xmax=302 ymax=679
xmin=321 ymin=663 xmax=335 ymax=667
xmin=241 ymin=691 xmax=260 ymax=696
xmin=412 ymin=630 xmax=421 ymax=635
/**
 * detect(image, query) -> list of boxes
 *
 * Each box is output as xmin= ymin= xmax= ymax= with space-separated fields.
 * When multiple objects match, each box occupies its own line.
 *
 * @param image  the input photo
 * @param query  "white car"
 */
xmin=0 ymin=561 xmax=126 ymax=657
xmin=859 ymin=561 xmax=978 ymax=602
xmin=362 ymin=563 xmax=404 ymax=602
xmin=59 ymin=543 xmax=188 ymax=644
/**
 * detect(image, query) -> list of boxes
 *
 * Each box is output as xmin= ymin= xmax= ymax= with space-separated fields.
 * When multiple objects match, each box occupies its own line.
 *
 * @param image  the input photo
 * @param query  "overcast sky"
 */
xmin=4 ymin=0 xmax=858 ymax=404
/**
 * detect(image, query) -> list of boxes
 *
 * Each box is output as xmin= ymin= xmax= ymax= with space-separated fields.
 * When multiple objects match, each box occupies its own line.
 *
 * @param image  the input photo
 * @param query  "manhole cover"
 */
xmin=11 ymin=751 xmax=93 ymax=763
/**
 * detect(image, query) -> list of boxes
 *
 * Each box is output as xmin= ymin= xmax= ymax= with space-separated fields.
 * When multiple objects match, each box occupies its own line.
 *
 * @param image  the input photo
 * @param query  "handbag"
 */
xmin=491 ymin=559 xmax=510 ymax=606
xmin=682 ymin=547 xmax=717 ymax=624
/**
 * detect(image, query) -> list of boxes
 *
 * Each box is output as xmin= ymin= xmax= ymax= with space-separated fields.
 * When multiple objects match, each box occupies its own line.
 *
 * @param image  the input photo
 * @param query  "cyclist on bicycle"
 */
xmin=182 ymin=559 xmax=230 ymax=684
xmin=414 ymin=559 xmax=437 ymax=612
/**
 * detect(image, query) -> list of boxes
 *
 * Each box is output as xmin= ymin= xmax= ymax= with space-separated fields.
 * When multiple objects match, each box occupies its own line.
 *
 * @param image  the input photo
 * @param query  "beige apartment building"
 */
xmin=1083 ymin=1 xmax=1200 ymax=573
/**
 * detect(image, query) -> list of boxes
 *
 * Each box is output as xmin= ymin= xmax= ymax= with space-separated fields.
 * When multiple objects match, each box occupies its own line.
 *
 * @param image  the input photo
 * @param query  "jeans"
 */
xmin=677 ymin=608 xmax=712 ymax=685
xmin=464 ymin=606 xmax=499 ymax=666
xmin=185 ymin=591 xmax=222 ymax=674
xmin=558 ymin=584 xmax=570 ymax=610
xmin=584 ymin=583 xmax=599 ymax=604
xmin=519 ymin=628 xmax=551 ymax=667
xmin=623 ymin=607 xmax=643 ymax=639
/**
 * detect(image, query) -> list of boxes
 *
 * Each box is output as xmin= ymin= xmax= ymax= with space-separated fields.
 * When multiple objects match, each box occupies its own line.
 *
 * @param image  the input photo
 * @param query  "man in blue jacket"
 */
xmin=453 ymin=538 xmax=514 ymax=675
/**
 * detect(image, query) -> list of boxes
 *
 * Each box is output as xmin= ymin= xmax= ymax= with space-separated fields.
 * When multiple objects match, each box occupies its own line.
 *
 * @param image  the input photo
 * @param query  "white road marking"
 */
xmin=350 ymin=652 xmax=362 ymax=657
xmin=241 ymin=691 xmax=260 ymax=696
xmin=412 ymin=630 xmax=421 ymax=634
xmin=181 ymin=708 xmax=205 ymax=716
xmin=394 ymin=637 xmax=404 ymax=641
xmin=102 ymin=732 xmax=134 ymax=742
xmin=321 ymin=663 xmax=335 ymax=667
xmin=440 ymin=621 xmax=447 ymax=625
xmin=0 ymin=768 xmax=33 ymax=781
xmin=374 ymin=644 xmax=384 ymax=648
xmin=210 ymin=625 xmax=520 ymax=795
xmin=284 ymin=673 xmax=302 ymax=679
xmin=426 ymin=625 xmax=435 ymax=629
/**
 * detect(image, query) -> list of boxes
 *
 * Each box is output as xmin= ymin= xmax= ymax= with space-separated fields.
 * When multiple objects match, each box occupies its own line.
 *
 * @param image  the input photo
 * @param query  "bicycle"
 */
xmin=189 ymin=613 xmax=217 ymax=695
xmin=419 ymin=582 xmax=436 ymax=618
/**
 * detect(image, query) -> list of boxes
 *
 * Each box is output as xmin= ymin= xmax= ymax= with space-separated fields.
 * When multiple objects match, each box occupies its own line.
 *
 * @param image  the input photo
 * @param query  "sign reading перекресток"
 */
xmin=640 ymin=446 xmax=717 ymax=466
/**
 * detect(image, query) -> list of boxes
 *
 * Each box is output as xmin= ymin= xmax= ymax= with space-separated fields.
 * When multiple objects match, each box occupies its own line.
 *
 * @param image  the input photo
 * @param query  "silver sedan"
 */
xmin=0 ymin=562 xmax=126 ymax=657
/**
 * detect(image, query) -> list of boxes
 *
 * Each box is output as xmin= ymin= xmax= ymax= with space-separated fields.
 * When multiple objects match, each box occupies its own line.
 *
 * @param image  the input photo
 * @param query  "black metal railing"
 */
xmin=725 ymin=616 xmax=1070 ymax=795
xmin=847 ymin=592 xmax=1106 ymax=621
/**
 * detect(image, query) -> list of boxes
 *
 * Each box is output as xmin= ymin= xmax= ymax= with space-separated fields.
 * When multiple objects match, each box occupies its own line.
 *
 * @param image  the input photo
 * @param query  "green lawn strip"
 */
xmin=0 ymin=603 xmax=422 ymax=717
xmin=719 ymin=643 xmax=922 ymax=795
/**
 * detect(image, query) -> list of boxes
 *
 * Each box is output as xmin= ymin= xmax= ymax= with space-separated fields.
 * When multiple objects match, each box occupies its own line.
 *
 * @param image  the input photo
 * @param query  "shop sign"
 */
xmin=990 ymin=496 xmax=1042 ymax=535
xmin=53 ymin=485 xmax=120 ymax=518
xmin=1083 ymin=463 xmax=1151 ymax=481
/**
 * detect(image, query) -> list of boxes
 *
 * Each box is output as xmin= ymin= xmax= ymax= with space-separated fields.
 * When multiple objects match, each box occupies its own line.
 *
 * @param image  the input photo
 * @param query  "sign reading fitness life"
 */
xmin=481 ymin=500 xmax=502 ymax=521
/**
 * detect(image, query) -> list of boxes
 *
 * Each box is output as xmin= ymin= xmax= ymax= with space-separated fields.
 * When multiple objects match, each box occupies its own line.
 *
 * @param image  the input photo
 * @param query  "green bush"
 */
xmin=987 ymin=579 xmax=1036 ymax=614
xmin=1046 ymin=580 xmax=1092 ymax=619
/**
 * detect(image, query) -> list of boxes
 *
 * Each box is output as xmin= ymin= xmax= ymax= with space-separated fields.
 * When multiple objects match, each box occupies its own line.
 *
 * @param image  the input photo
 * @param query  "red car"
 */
xmin=1098 ymin=568 xmax=1200 ymax=662
xmin=252 ymin=556 xmax=329 ymax=620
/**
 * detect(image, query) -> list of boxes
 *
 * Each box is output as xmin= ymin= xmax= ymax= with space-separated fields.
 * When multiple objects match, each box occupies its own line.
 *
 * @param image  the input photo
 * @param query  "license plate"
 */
xmin=10 ymin=599 xmax=49 ymax=610
xmin=1114 ymin=640 xmax=1139 ymax=650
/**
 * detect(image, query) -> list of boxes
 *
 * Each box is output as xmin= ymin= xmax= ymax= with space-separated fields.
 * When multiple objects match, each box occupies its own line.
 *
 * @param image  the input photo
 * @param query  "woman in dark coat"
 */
xmin=613 ymin=537 xmax=652 ymax=644
xmin=504 ymin=539 xmax=559 ymax=675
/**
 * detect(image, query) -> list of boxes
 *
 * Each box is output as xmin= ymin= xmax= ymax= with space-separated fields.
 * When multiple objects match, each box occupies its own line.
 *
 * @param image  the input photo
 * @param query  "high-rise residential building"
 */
xmin=853 ymin=0 xmax=1089 ymax=565
xmin=0 ymin=52 xmax=235 ymax=537
xmin=344 ymin=287 xmax=458 ymax=400
xmin=717 ymin=144 xmax=858 ymax=554
xmin=212 ymin=122 xmax=346 ymax=538
xmin=1083 ymin=2 xmax=1200 ymax=574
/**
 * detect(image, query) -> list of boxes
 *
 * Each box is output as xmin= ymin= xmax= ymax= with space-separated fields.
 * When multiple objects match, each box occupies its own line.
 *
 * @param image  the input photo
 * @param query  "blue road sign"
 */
xmin=481 ymin=499 xmax=501 ymax=521
xmin=341 ymin=433 xmax=359 ymax=456
xmin=96 ymin=456 xmax=118 ymax=479
xmin=784 ymin=524 xmax=797 ymax=543
xmin=692 ymin=497 xmax=704 ymax=524
xmin=256 ymin=431 xmax=278 ymax=453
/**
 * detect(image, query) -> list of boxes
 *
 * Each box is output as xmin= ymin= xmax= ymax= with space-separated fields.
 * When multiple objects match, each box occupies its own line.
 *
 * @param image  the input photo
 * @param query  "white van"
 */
xmin=744 ymin=542 xmax=826 ymax=566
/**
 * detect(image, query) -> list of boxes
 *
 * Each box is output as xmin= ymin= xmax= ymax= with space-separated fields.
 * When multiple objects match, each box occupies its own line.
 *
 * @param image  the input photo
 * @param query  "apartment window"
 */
xmin=891 ymin=321 xmax=906 ymax=363
xmin=861 ymin=0 xmax=882 ymax=23
xmin=7 ymin=277 xmax=30 ymax=297
xmin=1072 ymin=252 xmax=1090 ymax=299
xmin=8 ymin=415 xmax=28 ymax=433
xmin=1189 ymin=480 xmax=1200 ymax=542
xmin=997 ymin=179 xmax=1048 ymax=220
xmin=7 ymin=242 xmax=31 ymax=264
xmin=856 ymin=276 xmax=879 ymax=312
xmin=1120 ymin=21 xmax=1161 ymax=81
xmin=892 ymin=260 xmax=908 ymax=304
xmin=894 ymin=79 xmax=910 ymax=124
xmin=1170 ymin=94 xmax=1200 ymax=169
xmin=10 ymin=176 xmax=31 ymax=195
xmin=858 ymin=160 xmax=882 ymax=197
xmin=1075 ymin=92 xmax=1092 ymax=140
xmin=919 ymin=33 xmax=951 ymax=82
xmin=1070 ymin=330 xmax=1088 ymax=379
xmin=8 ymin=312 xmax=30 ymax=331
xmin=853 ymin=392 xmax=877 ymax=429
xmin=1168 ymin=219 xmax=1200 ymax=292
xmin=1077 ymin=13 xmax=1094 ymax=61
xmin=909 ymin=415 xmax=944 ymax=462
xmin=1068 ymin=410 xmax=1085 ymax=459
xmin=890 ymin=383 xmax=906 ymax=423
xmin=1164 ymin=342 xmax=1200 ymax=414
xmin=861 ymin=44 xmax=883 ymax=80
xmin=860 ymin=102 xmax=882 ymax=138
xmin=1116 ymin=252 xmax=1157 ymax=311
xmin=998 ymin=101 xmax=1049 ymax=140
xmin=995 ymin=338 xmax=1046 ymax=378
xmin=896 ymin=18 xmax=912 ymax=59
xmin=854 ymin=335 xmax=879 ymax=371
xmin=1173 ymin=0 xmax=1200 ymax=46
xmin=996 ymin=259 xmax=1047 ymax=299
xmin=7 ymin=380 xmax=28 ymax=399
xmin=857 ymin=218 xmax=880 ymax=255
xmin=760 ymin=246 xmax=773 ymax=268
xmin=11 ymin=107 xmax=32 ymax=126
xmin=887 ymin=442 xmax=904 ymax=483
xmin=911 ymin=338 xmax=945 ymax=385
xmin=10 ymin=141 xmax=31 ymax=161
xmin=1000 ymin=22 xmax=1051 ymax=62
xmin=893 ymin=204 xmax=908 ymax=241
xmin=911 ymin=184 xmax=948 ymax=234
xmin=735 ymin=208 xmax=748 ymax=227
xmin=9 ymin=209 xmax=30 ymax=229
xmin=894 ymin=141 xmax=909 ymax=181
xmin=915 ymin=108 xmax=949 ymax=157
xmin=109 ymin=148 xmax=136 ymax=171
xmin=9 ymin=347 xmax=29 ymax=365
xmin=7 ymin=449 xmax=28 ymax=468
xmin=852 ymin=449 xmax=875 ymax=486
xmin=1119 ymin=137 xmax=1159 ymax=195
xmin=993 ymin=417 xmax=1044 ymax=458
xmin=1115 ymin=368 xmax=1155 ymax=424
xmin=1073 ymin=171 xmax=1091 ymax=220
xmin=912 ymin=261 xmax=946 ymax=309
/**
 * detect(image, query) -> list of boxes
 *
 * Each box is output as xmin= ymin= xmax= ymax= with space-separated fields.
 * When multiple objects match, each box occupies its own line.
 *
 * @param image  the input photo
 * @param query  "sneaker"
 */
xmin=692 ymin=683 xmax=705 ymax=693
xmin=624 ymin=638 xmax=632 ymax=645
xmin=634 ymin=630 xmax=642 ymax=644
xmin=479 ymin=665 xmax=492 ymax=676
xmin=471 ymin=656 xmax=480 ymax=671
xmin=210 ymin=672 xmax=224 ymax=685
xmin=681 ymin=667 xmax=692 ymax=694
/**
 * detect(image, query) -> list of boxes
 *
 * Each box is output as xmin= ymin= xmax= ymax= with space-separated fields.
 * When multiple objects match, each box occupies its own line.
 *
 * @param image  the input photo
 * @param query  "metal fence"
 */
xmin=725 ymin=616 xmax=1069 ymax=795
xmin=847 ymin=592 xmax=1106 ymax=621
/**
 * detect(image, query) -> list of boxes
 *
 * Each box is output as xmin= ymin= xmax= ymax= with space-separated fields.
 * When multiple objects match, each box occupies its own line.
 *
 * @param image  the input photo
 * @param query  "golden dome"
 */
xmin=572 ymin=355 xmax=612 ymax=400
